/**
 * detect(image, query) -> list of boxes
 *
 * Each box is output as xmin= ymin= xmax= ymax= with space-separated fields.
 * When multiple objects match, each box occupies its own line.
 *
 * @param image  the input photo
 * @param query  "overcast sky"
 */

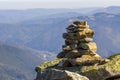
xmin=0 ymin=0 xmax=120 ymax=9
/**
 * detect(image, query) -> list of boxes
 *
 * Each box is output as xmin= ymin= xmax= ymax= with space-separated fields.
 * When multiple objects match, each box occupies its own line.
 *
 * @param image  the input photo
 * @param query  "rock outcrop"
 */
xmin=35 ymin=20 xmax=120 ymax=80
xmin=35 ymin=53 xmax=120 ymax=80
xmin=36 ymin=69 xmax=89 ymax=80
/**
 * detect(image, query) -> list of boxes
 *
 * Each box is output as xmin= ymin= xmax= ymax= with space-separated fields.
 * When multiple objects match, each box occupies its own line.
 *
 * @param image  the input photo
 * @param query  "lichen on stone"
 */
xmin=35 ymin=58 xmax=62 ymax=71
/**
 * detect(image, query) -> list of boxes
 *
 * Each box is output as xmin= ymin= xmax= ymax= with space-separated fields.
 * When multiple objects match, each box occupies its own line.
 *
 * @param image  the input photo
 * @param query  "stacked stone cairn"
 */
xmin=57 ymin=21 xmax=103 ymax=66
xmin=35 ymin=20 xmax=111 ymax=80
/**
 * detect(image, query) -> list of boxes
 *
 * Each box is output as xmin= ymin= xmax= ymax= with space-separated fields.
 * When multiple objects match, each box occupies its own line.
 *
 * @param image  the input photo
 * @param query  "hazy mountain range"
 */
xmin=0 ymin=6 xmax=120 ymax=80
xmin=0 ymin=42 xmax=55 ymax=80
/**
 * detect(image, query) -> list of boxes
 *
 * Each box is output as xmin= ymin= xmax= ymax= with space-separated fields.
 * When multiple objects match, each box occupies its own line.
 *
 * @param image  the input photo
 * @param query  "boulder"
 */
xmin=36 ymin=69 xmax=89 ymax=80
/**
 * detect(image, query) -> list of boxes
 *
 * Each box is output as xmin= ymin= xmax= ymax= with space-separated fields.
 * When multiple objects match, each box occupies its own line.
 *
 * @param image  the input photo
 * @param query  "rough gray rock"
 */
xmin=36 ymin=69 xmax=89 ymax=80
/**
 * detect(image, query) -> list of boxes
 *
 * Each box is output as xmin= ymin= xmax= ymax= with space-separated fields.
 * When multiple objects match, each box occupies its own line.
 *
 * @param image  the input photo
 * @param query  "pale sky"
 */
xmin=0 ymin=0 xmax=120 ymax=9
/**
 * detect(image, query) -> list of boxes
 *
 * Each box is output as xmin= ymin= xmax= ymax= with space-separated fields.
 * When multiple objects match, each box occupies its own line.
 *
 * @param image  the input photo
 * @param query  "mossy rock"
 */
xmin=108 ymin=53 xmax=120 ymax=60
xmin=67 ymin=54 xmax=120 ymax=80
xmin=35 ymin=58 xmax=62 ymax=71
xmin=35 ymin=54 xmax=120 ymax=80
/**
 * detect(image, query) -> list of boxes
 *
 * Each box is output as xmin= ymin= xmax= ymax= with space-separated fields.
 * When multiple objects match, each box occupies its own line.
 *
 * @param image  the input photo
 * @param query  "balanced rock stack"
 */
xmin=35 ymin=20 xmax=115 ymax=80
xmin=57 ymin=21 xmax=102 ymax=66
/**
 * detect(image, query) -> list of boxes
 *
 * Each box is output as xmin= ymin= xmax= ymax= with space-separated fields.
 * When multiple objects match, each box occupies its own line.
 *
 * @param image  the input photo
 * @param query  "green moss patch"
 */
xmin=108 ymin=53 xmax=120 ymax=60
xmin=35 ymin=58 xmax=62 ymax=71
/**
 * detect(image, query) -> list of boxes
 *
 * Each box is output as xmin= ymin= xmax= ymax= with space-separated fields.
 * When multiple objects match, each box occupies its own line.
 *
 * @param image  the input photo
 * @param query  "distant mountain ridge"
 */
xmin=0 ymin=6 xmax=120 ymax=57
xmin=93 ymin=6 xmax=120 ymax=14
xmin=0 ymin=42 xmax=56 ymax=80
xmin=0 ymin=6 xmax=120 ymax=23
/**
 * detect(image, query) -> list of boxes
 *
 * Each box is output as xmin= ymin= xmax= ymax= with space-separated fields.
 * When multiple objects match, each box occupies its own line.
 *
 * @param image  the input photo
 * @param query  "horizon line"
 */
xmin=0 ymin=5 xmax=119 ymax=10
